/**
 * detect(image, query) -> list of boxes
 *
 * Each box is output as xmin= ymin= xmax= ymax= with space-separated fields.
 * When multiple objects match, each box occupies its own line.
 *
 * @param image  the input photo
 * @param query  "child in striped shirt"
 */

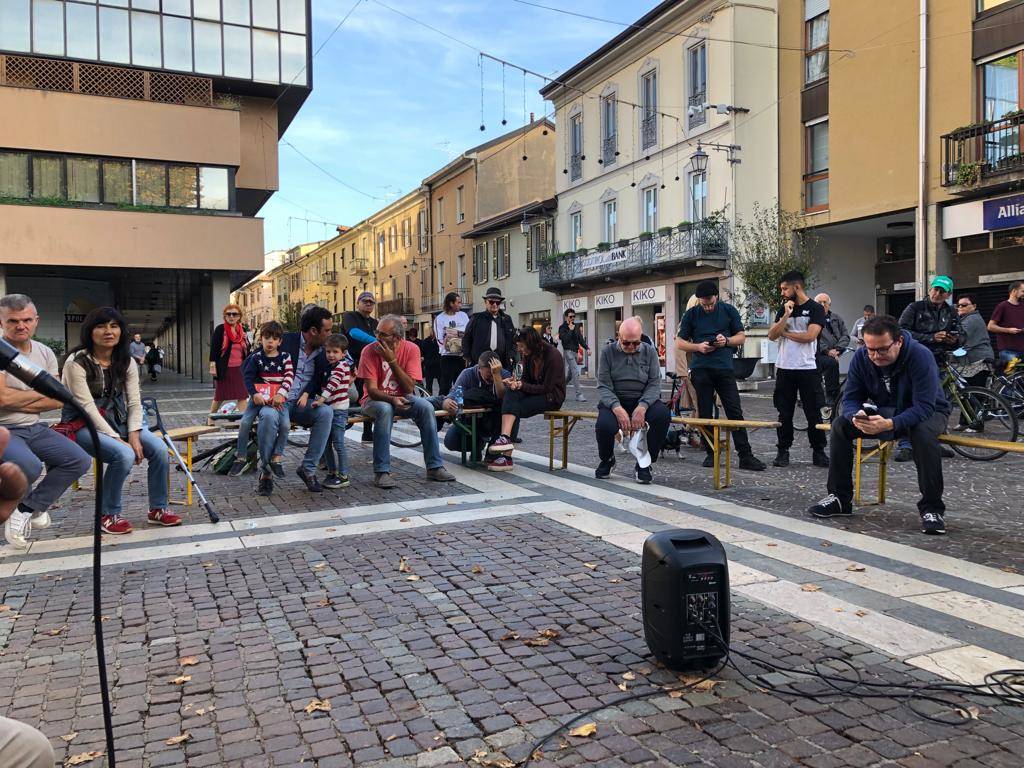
xmin=313 ymin=333 xmax=353 ymax=488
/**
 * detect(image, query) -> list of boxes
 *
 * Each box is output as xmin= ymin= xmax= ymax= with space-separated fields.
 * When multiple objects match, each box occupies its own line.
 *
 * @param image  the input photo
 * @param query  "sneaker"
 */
xmin=361 ymin=429 xmax=374 ymax=443
xmin=101 ymin=515 xmax=132 ymax=535
xmin=512 ymin=437 xmax=524 ymax=444
xmin=488 ymin=436 xmax=514 ymax=454
xmin=257 ymin=472 xmax=273 ymax=496
xmin=269 ymin=460 xmax=285 ymax=479
xmin=296 ymin=468 xmax=323 ymax=493
xmin=634 ymin=464 xmax=653 ymax=484
xmin=227 ymin=458 xmax=246 ymax=477
xmin=807 ymin=493 xmax=852 ymax=518
xmin=147 ymin=509 xmax=182 ymax=527
xmin=951 ymin=424 xmax=968 ymax=432
xmin=812 ymin=450 xmax=830 ymax=468
xmin=595 ymin=457 xmax=616 ymax=479
xmin=30 ymin=509 xmax=51 ymax=530
xmin=702 ymin=454 xmax=715 ymax=468
xmin=374 ymin=472 xmax=397 ymax=489
xmin=486 ymin=456 xmax=513 ymax=472
xmin=894 ymin=447 xmax=913 ymax=463
xmin=773 ymin=450 xmax=790 ymax=467
xmin=575 ymin=394 xmax=587 ymax=402
xmin=962 ymin=427 xmax=981 ymax=434
xmin=426 ymin=467 xmax=456 ymax=482
xmin=940 ymin=445 xmax=956 ymax=459
xmin=321 ymin=473 xmax=347 ymax=490
xmin=921 ymin=512 xmax=946 ymax=535
xmin=738 ymin=454 xmax=766 ymax=471
xmin=3 ymin=509 xmax=32 ymax=549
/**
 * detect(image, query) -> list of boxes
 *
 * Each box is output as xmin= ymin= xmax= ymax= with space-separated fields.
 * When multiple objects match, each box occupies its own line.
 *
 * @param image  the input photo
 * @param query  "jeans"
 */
xmin=774 ymin=368 xmax=827 ymax=451
xmin=324 ymin=408 xmax=349 ymax=476
xmin=1 ymin=422 xmax=91 ymax=514
xmin=439 ymin=356 xmax=465 ymax=397
xmin=596 ymin=398 xmax=670 ymax=463
xmin=236 ymin=401 xmax=290 ymax=470
xmin=277 ymin=400 xmax=334 ymax=473
xmin=816 ymin=352 xmax=841 ymax=405
xmin=691 ymin=367 xmax=754 ymax=457
xmin=362 ymin=396 xmax=443 ymax=474
xmin=73 ymin=426 xmax=169 ymax=517
xmin=829 ymin=413 xmax=945 ymax=516
xmin=563 ymin=351 xmax=582 ymax=398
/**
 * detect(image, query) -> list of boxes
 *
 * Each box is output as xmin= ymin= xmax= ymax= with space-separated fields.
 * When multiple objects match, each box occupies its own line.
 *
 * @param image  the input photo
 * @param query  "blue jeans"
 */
xmin=362 ymin=396 xmax=442 ymax=474
xmin=73 ymin=426 xmax=169 ymax=517
xmin=236 ymin=401 xmax=289 ymax=470
xmin=324 ymin=408 xmax=349 ymax=476
xmin=277 ymin=400 xmax=333 ymax=473
xmin=1 ymin=422 xmax=91 ymax=514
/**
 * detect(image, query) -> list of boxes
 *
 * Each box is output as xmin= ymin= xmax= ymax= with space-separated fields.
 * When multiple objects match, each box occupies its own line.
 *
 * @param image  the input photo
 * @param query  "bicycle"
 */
xmin=663 ymin=371 xmax=711 ymax=455
xmin=792 ymin=347 xmax=854 ymax=430
xmin=991 ymin=356 xmax=1024 ymax=420
xmin=940 ymin=354 xmax=1018 ymax=460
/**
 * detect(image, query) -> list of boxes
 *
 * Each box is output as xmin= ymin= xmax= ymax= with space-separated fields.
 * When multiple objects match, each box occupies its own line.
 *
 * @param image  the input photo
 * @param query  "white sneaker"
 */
xmin=4 ymin=510 xmax=32 ymax=549
xmin=30 ymin=509 xmax=51 ymax=529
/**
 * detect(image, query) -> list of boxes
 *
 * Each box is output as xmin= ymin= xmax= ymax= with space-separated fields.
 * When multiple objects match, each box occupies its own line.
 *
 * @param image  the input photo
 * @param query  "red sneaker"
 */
xmin=101 ymin=515 xmax=133 ymax=535
xmin=147 ymin=509 xmax=182 ymax=527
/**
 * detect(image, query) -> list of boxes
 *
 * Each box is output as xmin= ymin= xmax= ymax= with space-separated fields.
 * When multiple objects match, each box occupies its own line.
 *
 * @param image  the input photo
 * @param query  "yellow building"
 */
xmin=270 ymin=240 xmax=324 ymax=323
xmin=231 ymin=271 xmax=275 ymax=331
xmin=367 ymin=189 xmax=429 ymax=330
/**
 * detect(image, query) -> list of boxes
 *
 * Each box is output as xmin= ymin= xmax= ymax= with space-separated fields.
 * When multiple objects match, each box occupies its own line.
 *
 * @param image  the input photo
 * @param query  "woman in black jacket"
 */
xmin=207 ymin=303 xmax=250 ymax=424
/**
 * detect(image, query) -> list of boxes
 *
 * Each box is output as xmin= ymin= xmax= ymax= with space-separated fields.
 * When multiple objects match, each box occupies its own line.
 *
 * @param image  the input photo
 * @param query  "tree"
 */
xmin=280 ymin=302 xmax=302 ymax=332
xmin=730 ymin=202 xmax=821 ymax=326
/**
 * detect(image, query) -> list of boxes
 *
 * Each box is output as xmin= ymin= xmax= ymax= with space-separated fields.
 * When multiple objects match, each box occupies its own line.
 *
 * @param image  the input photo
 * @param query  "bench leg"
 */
xmin=723 ymin=429 xmax=732 ymax=488
xmin=712 ymin=427 xmax=721 ymax=490
xmin=548 ymin=418 xmax=556 ymax=471
xmin=854 ymin=438 xmax=863 ymax=506
xmin=878 ymin=443 xmax=889 ymax=504
xmin=562 ymin=417 xmax=571 ymax=470
xmin=186 ymin=439 xmax=194 ymax=506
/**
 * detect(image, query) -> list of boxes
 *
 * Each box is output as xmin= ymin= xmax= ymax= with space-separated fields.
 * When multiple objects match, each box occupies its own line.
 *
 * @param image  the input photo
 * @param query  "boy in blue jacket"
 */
xmin=807 ymin=315 xmax=951 ymax=535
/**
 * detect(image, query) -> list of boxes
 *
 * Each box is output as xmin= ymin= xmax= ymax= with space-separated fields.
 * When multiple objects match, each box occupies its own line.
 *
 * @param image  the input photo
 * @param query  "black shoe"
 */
xmin=595 ymin=457 xmax=615 ymax=479
xmin=512 ymin=437 xmax=524 ymax=444
xmin=257 ymin=473 xmax=273 ymax=496
xmin=227 ymin=459 xmax=246 ymax=477
xmin=773 ymin=450 xmax=790 ymax=467
xmin=296 ymin=468 xmax=323 ymax=493
xmin=702 ymin=454 xmax=715 ymax=468
xmin=940 ymin=445 xmax=956 ymax=459
xmin=738 ymin=454 xmax=766 ymax=471
xmin=812 ymin=450 xmax=830 ymax=468
xmin=321 ymin=473 xmax=345 ymax=490
xmin=634 ymin=464 xmax=653 ymax=484
xmin=361 ymin=428 xmax=374 ymax=443
xmin=921 ymin=512 xmax=946 ymax=535
xmin=807 ymin=493 xmax=852 ymax=518
xmin=269 ymin=461 xmax=285 ymax=479
xmin=894 ymin=447 xmax=913 ymax=463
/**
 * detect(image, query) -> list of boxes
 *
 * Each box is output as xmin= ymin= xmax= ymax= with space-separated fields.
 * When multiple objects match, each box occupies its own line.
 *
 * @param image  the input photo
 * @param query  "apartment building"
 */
xmin=541 ymin=0 xmax=778 ymax=373
xmin=268 ymin=239 xmax=323 ymax=322
xmin=367 ymin=189 xmax=428 ymax=328
xmin=232 ymin=267 xmax=275 ymax=331
xmin=0 ymin=0 xmax=311 ymax=378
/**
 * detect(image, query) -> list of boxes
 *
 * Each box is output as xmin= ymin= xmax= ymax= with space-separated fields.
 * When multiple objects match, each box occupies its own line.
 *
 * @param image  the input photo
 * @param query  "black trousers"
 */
xmin=816 ymin=352 xmax=841 ymax=404
xmin=423 ymin=364 xmax=441 ymax=395
xmin=596 ymin=398 xmax=670 ymax=462
xmin=691 ymin=368 xmax=753 ymax=457
xmin=501 ymin=390 xmax=555 ymax=420
xmin=828 ymin=413 xmax=945 ymax=516
xmin=774 ymin=368 xmax=827 ymax=451
xmin=439 ymin=356 xmax=466 ymax=397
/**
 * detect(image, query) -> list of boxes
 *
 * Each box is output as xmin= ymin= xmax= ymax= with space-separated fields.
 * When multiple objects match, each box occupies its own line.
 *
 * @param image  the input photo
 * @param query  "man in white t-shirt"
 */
xmin=767 ymin=271 xmax=829 ymax=469
xmin=0 ymin=294 xmax=91 ymax=548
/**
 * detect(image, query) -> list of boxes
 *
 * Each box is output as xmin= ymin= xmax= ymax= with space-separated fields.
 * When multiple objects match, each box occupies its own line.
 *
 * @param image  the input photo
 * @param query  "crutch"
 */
xmin=141 ymin=397 xmax=220 ymax=524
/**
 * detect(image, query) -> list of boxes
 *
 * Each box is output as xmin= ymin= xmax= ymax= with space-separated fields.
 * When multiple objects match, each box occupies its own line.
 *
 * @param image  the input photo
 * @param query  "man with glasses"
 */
xmin=807 ymin=315 xmax=950 ymax=535
xmin=462 ymin=287 xmax=516 ymax=372
xmin=896 ymin=275 xmax=960 ymax=462
xmin=558 ymin=307 xmax=590 ymax=402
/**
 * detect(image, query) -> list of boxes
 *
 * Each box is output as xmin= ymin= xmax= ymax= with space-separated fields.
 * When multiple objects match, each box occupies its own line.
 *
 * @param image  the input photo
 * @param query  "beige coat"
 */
xmin=61 ymin=351 xmax=143 ymax=439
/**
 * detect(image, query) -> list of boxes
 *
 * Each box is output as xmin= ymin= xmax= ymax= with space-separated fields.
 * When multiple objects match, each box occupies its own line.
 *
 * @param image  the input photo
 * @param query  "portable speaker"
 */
xmin=641 ymin=529 xmax=730 ymax=670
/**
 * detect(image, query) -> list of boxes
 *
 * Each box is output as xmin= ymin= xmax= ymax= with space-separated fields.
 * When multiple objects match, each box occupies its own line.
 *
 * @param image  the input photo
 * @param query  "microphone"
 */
xmin=0 ymin=338 xmax=76 ymax=404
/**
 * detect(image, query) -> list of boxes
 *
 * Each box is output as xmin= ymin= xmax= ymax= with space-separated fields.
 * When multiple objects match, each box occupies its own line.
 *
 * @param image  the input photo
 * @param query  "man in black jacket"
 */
xmin=813 ymin=292 xmax=850 ymax=406
xmin=462 ymin=287 xmax=516 ymax=372
xmin=558 ymin=307 xmax=589 ymax=403
xmin=342 ymin=291 xmax=378 ymax=442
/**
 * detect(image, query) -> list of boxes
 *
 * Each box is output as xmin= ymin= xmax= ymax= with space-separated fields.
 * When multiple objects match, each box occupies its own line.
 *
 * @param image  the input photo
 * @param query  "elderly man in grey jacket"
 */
xmin=814 ymin=293 xmax=850 ymax=405
xmin=594 ymin=318 xmax=670 ymax=484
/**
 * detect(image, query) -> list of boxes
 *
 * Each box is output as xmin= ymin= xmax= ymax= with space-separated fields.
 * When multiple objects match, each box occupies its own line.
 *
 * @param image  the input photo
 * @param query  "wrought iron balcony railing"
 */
xmin=602 ymin=135 xmax=617 ymax=165
xmin=688 ymin=91 xmax=707 ymax=129
xmin=942 ymin=111 xmax=1024 ymax=188
xmin=641 ymin=113 xmax=657 ymax=150
xmin=322 ymin=271 xmax=337 ymax=284
xmin=378 ymin=297 xmax=415 ymax=316
xmin=570 ymin=153 xmax=582 ymax=181
xmin=420 ymin=290 xmax=470 ymax=314
xmin=349 ymin=259 xmax=369 ymax=275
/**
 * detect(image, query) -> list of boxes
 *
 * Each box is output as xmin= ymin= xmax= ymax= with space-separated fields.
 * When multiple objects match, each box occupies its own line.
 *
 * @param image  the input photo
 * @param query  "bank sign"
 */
xmin=983 ymin=194 xmax=1024 ymax=231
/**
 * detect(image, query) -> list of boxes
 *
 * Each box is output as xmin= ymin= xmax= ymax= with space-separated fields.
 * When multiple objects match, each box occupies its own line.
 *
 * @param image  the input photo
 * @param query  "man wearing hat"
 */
xmin=897 ymin=275 xmax=960 ymax=462
xmin=462 ymin=287 xmax=517 ymax=372
xmin=343 ymin=291 xmax=379 ymax=442
xmin=677 ymin=281 xmax=766 ymax=471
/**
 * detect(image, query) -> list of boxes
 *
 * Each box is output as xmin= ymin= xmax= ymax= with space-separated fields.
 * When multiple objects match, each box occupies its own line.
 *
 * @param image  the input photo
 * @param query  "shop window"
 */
xmin=958 ymin=233 xmax=991 ymax=252
xmin=993 ymin=227 xmax=1024 ymax=248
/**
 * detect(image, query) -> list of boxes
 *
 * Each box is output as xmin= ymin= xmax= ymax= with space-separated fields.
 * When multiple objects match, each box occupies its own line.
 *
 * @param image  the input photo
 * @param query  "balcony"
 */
xmin=539 ymin=219 xmax=729 ymax=291
xmin=942 ymin=112 xmax=1024 ymax=192
xmin=688 ymin=91 xmax=707 ymax=129
xmin=378 ymin=297 xmax=415 ymax=316
xmin=641 ymin=114 xmax=657 ymax=150
xmin=350 ymin=259 xmax=369 ymax=276
xmin=570 ymin=153 xmax=582 ymax=181
xmin=420 ymin=290 xmax=470 ymax=314
xmin=322 ymin=271 xmax=338 ymax=284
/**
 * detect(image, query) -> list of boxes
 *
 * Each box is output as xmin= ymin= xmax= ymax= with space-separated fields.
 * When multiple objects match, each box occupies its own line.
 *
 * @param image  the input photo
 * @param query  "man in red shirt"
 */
xmin=357 ymin=315 xmax=456 ymax=488
xmin=988 ymin=281 xmax=1024 ymax=371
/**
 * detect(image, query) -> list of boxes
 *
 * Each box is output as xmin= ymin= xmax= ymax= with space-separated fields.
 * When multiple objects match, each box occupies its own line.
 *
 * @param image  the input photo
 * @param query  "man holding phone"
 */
xmin=806 ymin=315 xmax=951 ymax=535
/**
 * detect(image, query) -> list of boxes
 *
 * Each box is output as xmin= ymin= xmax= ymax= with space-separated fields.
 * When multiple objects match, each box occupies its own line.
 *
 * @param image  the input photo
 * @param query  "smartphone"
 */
xmin=857 ymin=402 xmax=879 ymax=419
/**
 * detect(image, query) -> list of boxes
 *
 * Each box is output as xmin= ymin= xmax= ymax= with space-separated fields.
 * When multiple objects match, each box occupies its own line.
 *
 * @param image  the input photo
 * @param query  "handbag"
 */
xmin=254 ymin=382 xmax=281 ymax=400
xmin=576 ymin=348 xmax=584 ymax=365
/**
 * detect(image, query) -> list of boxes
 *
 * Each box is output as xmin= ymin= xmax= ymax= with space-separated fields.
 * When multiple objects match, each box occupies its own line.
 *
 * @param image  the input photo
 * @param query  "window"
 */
xmin=223 ymin=0 xmax=249 ymax=25
xmin=0 ymin=152 xmax=30 ymax=198
xmin=163 ymin=15 xmax=193 ymax=72
xmin=804 ymin=119 xmax=829 ymax=211
xmin=98 ymin=7 xmax=130 ymax=63
xmin=194 ymin=20 xmax=223 ymax=75
xmin=570 ymin=113 xmax=583 ymax=180
xmin=417 ymin=209 xmax=427 ymax=252
xmin=641 ymin=70 xmax=658 ymax=149
xmin=252 ymin=28 xmax=279 ymax=82
xmin=199 ymin=167 xmax=229 ymax=209
xmin=224 ymin=24 xmax=252 ymax=79
xmin=570 ymin=211 xmax=583 ymax=250
xmin=805 ymin=11 xmax=829 ymax=85
xmin=473 ymin=243 xmax=487 ymax=283
xmin=168 ymin=166 xmax=198 ymax=208
xmin=437 ymin=197 xmax=445 ymax=231
xmin=438 ymin=261 xmax=446 ymax=293
xmin=389 ymin=225 xmax=397 ymax=252
xmin=66 ymin=3 xmax=98 ymax=59
xmin=456 ymin=185 xmax=464 ymax=223
xmin=136 ymin=161 xmax=167 ymax=206
xmin=978 ymin=0 xmax=1015 ymax=11
xmin=30 ymin=156 xmax=62 ymax=199
xmin=32 ymin=0 xmax=64 ymax=56
xmin=0 ymin=0 xmax=31 ymax=53
xmin=403 ymin=218 xmax=411 ymax=247
xmin=982 ymin=53 xmax=1020 ymax=121
xmin=526 ymin=221 xmax=546 ymax=271
xmin=493 ymin=234 xmax=510 ymax=279
xmin=603 ymin=200 xmax=617 ymax=243
xmin=642 ymin=187 xmax=658 ymax=232
xmin=131 ymin=10 xmax=161 ymax=67
xmin=377 ymin=234 xmax=386 ymax=268
xmin=67 ymin=157 xmax=100 ymax=203
xmin=689 ymin=171 xmax=707 ymax=221
xmin=601 ymin=95 xmax=617 ymax=165
xmin=102 ymin=159 xmax=131 ymax=204
xmin=688 ymin=43 xmax=707 ymax=129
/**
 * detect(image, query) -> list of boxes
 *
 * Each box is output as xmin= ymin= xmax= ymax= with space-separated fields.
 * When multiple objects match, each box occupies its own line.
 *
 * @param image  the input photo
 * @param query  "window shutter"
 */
xmin=540 ymin=222 xmax=547 ymax=259
xmin=804 ymin=0 xmax=828 ymax=20
xmin=492 ymin=239 xmax=498 ymax=279
xmin=526 ymin=226 xmax=533 ymax=271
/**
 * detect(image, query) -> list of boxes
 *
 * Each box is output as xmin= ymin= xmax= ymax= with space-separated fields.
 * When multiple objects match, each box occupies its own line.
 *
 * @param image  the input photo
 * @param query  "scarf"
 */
xmin=222 ymin=321 xmax=244 ymax=353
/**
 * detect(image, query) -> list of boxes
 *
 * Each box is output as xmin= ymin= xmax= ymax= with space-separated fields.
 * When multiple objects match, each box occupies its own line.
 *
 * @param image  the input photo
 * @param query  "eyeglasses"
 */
xmin=957 ymin=302 xmax=972 ymax=308
xmin=224 ymin=312 xmax=240 ymax=317
xmin=486 ymin=299 xmax=502 ymax=305
xmin=620 ymin=339 xmax=641 ymax=347
xmin=865 ymin=340 xmax=899 ymax=356
xmin=931 ymin=288 xmax=949 ymax=295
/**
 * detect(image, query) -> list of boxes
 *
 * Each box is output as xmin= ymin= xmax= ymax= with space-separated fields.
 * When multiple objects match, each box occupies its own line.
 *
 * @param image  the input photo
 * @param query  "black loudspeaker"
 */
xmin=641 ymin=529 xmax=730 ymax=670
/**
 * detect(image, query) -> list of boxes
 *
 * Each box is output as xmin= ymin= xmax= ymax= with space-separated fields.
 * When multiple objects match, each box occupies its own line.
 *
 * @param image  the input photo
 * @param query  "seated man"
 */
xmin=357 ymin=314 xmax=456 ymax=488
xmin=594 ymin=318 xmax=670 ymax=484
xmin=440 ymin=351 xmax=508 ymax=466
xmin=807 ymin=315 xmax=951 ymax=535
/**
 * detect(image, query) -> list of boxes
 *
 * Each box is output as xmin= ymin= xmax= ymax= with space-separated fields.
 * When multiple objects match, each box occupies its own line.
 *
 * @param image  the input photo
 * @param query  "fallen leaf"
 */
xmin=100 ymin=616 xmax=110 ymax=622
xmin=766 ymin=543 xmax=778 ymax=547
xmin=833 ymin=608 xmax=844 ymax=613
xmin=855 ymin=610 xmax=869 ymax=617
xmin=400 ymin=517 xmax=411 ymax=523
xmin=406 ymin=575 xmax=421 ymax=581
xmin=179 ymin=656 xmax=198 ymax=666
xmin=957 ymin=705 xmax=980 ymax=720
xmin=801 ymin=584 xmax=822 ymax=592
xmin=312 ymin=562 xmax=328 ymax=571
xmin=540 ymin=628 xmax=560 ymax=639
xmin=621 ymin=672 xmax=636 ymax=681
xmin=304 ymin=698 xmax=331 ymax=714
xmin=617 ymin=682 xmax=627 ymax=691
xmin=317 ymin=599 xmax=332 ymax=607
xmin=583 ymin=562 xmax=597 ymax=569
xmin=398 ymin=557 xmax=410 ymax=573
xmin=499 ymin=632 xmax=519 ymax=641
xmin=0 ymin=605 xmax=10 ymax=612
xmin=60 ymin=732 xmax=77 ymax=742
xmin=1001 ymin=566 xmax=1020 ymax=574
xmin=194 ymin=708 xmax=206 ymax=716
xmin=522 ymin=637 xmax=549 ymax=647
xmin=471 ymin=565 xmax=484 ymax=574
xmin=48 ymin=625 xmax=67 ymax=636
xmin=679 ymin=677 xmax=719 ymax=693
xmin=201 ymin=561 xmax=214 ymax=568
xmin=667 ymin=690 xmax=684 ymax=698
xmin=609 ymin=578 xmax=622 ymax=584
xmin=325 ymin=528 xmax=336 ymax=533
xmin=66 ymin=752 xmax=104 ymax=765
xmin=171 ymin=675 xmax=191 ymax=685
xmin=385 ymin=734 xmax=397 ymax=742
xmin=165 ymin=732 xmax=191 ymax=746
xmin=183 ymin=704 xmax=193 ymax=712
xmin=846 ymin=564 xmax=866 ymax=572
xmin=568 ymin=723 xmax=597 ymax=738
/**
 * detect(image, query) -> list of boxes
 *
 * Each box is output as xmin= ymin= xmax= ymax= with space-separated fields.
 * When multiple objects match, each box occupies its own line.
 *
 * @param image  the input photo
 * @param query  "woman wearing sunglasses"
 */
xmin=207 ymin=303 xmax=251 ymax=424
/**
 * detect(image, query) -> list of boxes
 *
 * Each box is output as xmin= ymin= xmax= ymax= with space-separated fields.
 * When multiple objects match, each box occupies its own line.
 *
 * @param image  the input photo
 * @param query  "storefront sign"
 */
xmin=594 ymin=291 xmax=623 ymax=309
xmin=64 ymin=313 xmax=85 ymax=323
xmin=579 ymin=247 xmax=628 ymax=272
xmin=983 ymin=193 xmax=1024 ymax=231
xmin=979 ymin=271 xmax=1024 ymax=284
xmin=561 ymin=296 xmax=588 ymax=313
xmin=630 ymin=285 xmax=666 ymax=306
xmin=893 ymin=282 xmax=917 ymax=291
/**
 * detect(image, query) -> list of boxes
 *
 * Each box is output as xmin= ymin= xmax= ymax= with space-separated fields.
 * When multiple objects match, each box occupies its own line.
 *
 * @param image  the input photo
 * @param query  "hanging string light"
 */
xmin=630 ymin=105 xmax=638 ymax=188
xmin=478 ymin=55 xmax=486 ymax=131
xmin=501 ymin=62 xmax=508 ymax=126
xmin=521 ymin=68 xmax=529 ymax=161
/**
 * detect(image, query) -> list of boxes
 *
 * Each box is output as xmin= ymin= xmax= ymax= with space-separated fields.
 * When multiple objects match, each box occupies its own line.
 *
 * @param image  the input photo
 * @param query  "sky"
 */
xmin=261 ymin=0 xmax=652 ymax=252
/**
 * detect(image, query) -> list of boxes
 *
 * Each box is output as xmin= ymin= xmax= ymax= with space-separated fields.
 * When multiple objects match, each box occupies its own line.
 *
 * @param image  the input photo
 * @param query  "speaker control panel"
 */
xmin=680 ymin=566 xmax=724 ymax=655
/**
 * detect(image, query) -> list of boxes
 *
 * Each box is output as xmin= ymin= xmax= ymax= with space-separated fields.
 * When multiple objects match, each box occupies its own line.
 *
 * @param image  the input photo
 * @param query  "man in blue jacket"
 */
xmin=806 ymin=315 xmax=951 ymax=535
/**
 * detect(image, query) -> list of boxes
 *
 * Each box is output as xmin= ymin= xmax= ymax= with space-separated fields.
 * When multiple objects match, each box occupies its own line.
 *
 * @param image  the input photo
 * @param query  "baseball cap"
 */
xmin=930 ymin=275 xmax=953 ymax=293
xmin=357 ymin=291 xmax=376 ymax=303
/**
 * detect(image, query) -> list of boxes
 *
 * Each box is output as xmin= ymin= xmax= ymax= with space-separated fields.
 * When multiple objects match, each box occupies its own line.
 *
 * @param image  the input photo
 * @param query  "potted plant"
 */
xmin=576 ymin=247 xmax=588 ymax=256
xmin=638 ymin=231 xmax=654 ymax=242
xmin=658 ymin=226 xmax=673 ymax=237
xmin=596 ymin=241 xmax=611 ymax=252
xmin=617 ymin=238 xmax=630 ymax=248
xmin=954 ymin=162 xmax=983 ymax=187
xmin=677 ymin=220 xmax=692 ymax=231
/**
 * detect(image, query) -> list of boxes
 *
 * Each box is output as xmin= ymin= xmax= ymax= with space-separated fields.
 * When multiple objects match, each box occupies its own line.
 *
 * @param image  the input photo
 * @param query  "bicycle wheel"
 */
xmin=947 ymin=386 xmax=1019 ymax=460
xmin=996 ymin=374 xmax=1024 ymax=418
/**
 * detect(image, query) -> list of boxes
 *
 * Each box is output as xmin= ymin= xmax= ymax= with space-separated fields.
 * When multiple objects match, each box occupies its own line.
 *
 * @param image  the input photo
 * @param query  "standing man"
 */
xmin=343 ymin=291 xmax=379 ymax=442
xmin=851 ymin=304 xmax=875 ymax=348
xmin=988 ymin=280 xmax=1024 ymax=371
xmin=813 ymin=293 xmax=850 ymax=407
xmin=129 ymin=332 xmax=147 ymax=375
xmin=462 ymin=287 xmax=516 ymax=372
xmin=0 ymin=294 xmax=91 ymax=548
xmin=434 ymin=291 xmax=470 ymax=395
xmin=558 ymin=308 xmax=590 ymax=402
xmin=677 ymin=281 xmax=766 ymax=471
xmin=767 ymin=271 xmax=829 ymax=468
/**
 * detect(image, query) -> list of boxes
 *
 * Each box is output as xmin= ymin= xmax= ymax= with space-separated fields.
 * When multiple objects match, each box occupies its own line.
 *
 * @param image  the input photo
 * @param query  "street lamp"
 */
xmin=690 ymin=144 xmax=709 ymax=173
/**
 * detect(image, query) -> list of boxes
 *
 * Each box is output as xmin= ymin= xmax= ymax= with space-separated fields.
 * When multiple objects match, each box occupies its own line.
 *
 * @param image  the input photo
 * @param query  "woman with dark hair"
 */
xmin=207 ymin=303 xmax=250 ymax=424
xmin=487 ymin=326 xmax=565 ymax=470
xmin=433 ymin=291 xmax=469 ymax=395
xmin=60 ymin=307 xmax=178 ymax=535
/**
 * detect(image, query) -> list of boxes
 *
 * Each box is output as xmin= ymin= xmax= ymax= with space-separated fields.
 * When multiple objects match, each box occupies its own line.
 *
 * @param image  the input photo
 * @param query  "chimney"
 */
xmin=530 ymin=112 xmax=535 ymax=122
